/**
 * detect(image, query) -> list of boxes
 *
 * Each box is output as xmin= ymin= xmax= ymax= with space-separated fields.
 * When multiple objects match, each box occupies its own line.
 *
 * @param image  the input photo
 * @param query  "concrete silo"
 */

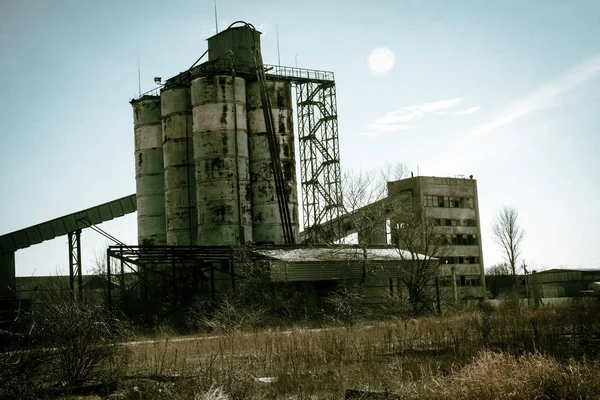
xmin=247 ymin=80 xmax=299 ymax=244
xmin=131 ymin=96 xmax=166 ymax=245
xmin=191 ymin=75 xmax=252 ymax=245
xmin=161 ymin=86 xmax=197 ymax=245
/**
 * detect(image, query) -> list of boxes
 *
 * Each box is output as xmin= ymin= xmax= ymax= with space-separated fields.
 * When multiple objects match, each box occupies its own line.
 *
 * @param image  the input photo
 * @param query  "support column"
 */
xmin=451 ymin=265 xmax=458 ymax=302
xmin=106 ymin=247 xmax=112 ymax=307
xmin=0 ymin=252 xmax=16 ymax=298
xmin=68 ymin=230 xmax=83 ymax=301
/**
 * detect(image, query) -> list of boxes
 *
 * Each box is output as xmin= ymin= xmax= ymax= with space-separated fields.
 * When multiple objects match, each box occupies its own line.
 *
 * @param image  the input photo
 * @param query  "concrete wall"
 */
xmin=247 ymin=80 xmax=299 ymax=244
xmin=191 ymin=75 xmax=252 ymax=245
xmin=161 ymin=86 xmax=197 ymax=245
xmin=387 ymin=176 xmax=486 ymax=298
xmin=132 ymin=96 xmax=166 ymax=245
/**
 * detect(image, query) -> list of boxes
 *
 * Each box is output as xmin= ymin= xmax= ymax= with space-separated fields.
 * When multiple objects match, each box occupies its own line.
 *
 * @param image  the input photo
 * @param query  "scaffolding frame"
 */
xmin=296 ymin=80 xmax=343 ymax=242
xmin=263 ymin=65 xmax=344 ymax=242
xmin=105 ymin=246 xmax=244 ymax=320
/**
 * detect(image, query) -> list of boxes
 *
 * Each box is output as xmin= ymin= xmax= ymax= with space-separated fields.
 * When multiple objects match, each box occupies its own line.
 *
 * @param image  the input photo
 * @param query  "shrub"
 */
xmin=32 ymin=300 xmax=130 ymax=388
xmin=411 ymin=351 xmax=600 ymax=400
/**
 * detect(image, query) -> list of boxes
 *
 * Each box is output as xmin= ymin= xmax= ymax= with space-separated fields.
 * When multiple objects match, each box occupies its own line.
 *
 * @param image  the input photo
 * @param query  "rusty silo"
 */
xmin=161 ymin=86 xmax=197 ymax=245
xmin=191 ymin=75 xmax=252 ymax=245
xmin=131 ymin=96 xmax=166 ymax=245
xmin=247 ymin=80 xmax=299 ymax=244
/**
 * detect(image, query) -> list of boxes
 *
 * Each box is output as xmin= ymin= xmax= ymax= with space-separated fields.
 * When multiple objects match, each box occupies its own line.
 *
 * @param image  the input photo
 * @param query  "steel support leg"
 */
xmin=68 ymin=229 xmax=83 ymax=301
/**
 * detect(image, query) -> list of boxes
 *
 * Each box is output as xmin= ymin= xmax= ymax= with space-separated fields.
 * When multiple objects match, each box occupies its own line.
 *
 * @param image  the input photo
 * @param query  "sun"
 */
xmin=368 ymin=47 xmax=395 ymax=75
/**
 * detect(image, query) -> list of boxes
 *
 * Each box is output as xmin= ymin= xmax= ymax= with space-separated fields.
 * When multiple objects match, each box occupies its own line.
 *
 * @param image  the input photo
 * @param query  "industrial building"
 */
xmin=529 ymin=268 xmax=600 ymax=299
xmin=387 ymin=176 xmax=487 ymax=299
xmin=1 ymin=22 xmax=479 ymax=315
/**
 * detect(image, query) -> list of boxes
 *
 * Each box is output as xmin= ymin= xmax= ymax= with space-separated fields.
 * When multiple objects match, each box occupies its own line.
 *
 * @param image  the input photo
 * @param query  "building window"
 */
xmin=433 ymin=218 xmax=477 ymax=227
xmin=458 ymin=276 xmax=481 ymax=287
xmin=452 ymin=256 xmax=479 ymax=264
xmin=424 ymin=195 xmax=436 ymax=207
xmin=467 ymin=234 xmax=478 ymax=245
xmin=465 ymin=276 xmax=481 ymax=287
xmin=436 ymin=234 xmax=478 ymax=246
xmin=424 ymin=195 xmax=474 ymax=208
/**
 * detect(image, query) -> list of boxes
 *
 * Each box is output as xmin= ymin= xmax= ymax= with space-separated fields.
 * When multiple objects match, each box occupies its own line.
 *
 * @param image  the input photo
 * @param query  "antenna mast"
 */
xmin=137 ymin=53 xmax=141 ymax=96
xmin=276 ymin=24 xmax=281 ymax=67
xmin=214 ymin=0 xmax=219 ymax=34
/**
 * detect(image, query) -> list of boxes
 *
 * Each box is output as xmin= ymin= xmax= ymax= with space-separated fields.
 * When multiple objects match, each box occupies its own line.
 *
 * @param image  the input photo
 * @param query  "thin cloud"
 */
xmin=363 ymin=123 xmax=411 ymax=136
xmin=468 ymin=54 xmax=600 ymax=138
xmin=362 ymin=97 xmax=478 ymax=136
xmin=440 ymin=106 xmax=481 ymax=116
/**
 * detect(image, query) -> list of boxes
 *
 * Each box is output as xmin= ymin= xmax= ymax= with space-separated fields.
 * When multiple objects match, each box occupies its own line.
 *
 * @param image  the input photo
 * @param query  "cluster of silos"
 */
xmin=131 ymin=26 xmax=298 ymax=247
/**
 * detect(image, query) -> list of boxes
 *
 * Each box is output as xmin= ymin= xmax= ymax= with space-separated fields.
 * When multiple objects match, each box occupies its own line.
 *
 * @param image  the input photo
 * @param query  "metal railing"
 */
xmin=264 ymin=65 xmax=334 ymax=82
xmin=139 ymin=86 xmax=161 ymax=97
xmin=133 ymin=65 xmax=334 ymax=100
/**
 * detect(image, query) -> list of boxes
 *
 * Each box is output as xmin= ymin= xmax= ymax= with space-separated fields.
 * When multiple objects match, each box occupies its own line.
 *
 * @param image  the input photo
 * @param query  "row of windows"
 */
xmin=437 ymin=234 xmax=478 ymax=246
xmin=424 ymin=195 xmax=474 ymax=209
xmin=433 ymin=218 xmax=477 ymax=227
xmin=439 ymin=276 xmax=482 ymax=287
xmin=439 ymin=256 xmax=480 ymax=264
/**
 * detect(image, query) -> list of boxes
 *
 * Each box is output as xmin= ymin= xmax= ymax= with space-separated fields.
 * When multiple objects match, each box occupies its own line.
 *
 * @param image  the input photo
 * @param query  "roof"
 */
xmin=536 ymin=267 xmax=600 ymax=274
xmin=254 ymin=246 xmax=429 ymax=262
xmin=0 ymin=194 xmax=136 ymax=254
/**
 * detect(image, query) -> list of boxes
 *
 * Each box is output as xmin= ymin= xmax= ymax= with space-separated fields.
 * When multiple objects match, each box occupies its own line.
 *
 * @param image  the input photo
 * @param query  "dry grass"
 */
xmin=118 ymin=300 xmax=600 ymax=399
xmin=403 ymin=351 xmax=600 ymax=400
xmin=4 ymin=297 xmax=600 ymax=399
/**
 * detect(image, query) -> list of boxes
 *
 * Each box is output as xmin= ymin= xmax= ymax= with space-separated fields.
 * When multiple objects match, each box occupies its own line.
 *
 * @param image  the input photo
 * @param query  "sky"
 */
xmin=1 ymin=0 xmax=599 ymax=277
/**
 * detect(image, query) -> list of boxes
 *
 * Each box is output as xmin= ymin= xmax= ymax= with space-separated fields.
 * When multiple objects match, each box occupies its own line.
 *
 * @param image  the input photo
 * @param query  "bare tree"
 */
xmin=389 ymin=195 xmax=445 ymax=315
xmin=341 ymin=163 xmax=409 ymax=281
xmin=492 ymin=206 xmax=525 ymax=284
xmin=486 ymin=262 xmax=512 ymax=276
xmin=340 ymin=163 xmax=446 ymax=315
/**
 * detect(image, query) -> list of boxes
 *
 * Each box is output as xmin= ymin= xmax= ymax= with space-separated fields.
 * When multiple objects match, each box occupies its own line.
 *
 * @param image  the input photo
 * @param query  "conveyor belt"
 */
xmin=0 ymin=194 xmax=136 ymax=254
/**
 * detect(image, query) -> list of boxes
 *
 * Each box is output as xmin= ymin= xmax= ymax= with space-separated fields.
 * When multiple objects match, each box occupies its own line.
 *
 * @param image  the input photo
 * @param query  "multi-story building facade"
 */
xmin=387 ymin=176 xmax=486 ymax=299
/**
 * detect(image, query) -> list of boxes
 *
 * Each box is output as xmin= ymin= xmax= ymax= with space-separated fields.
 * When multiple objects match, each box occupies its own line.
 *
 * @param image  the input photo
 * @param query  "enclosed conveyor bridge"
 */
xmin=0 ymin=194 xmax=136 ymax=298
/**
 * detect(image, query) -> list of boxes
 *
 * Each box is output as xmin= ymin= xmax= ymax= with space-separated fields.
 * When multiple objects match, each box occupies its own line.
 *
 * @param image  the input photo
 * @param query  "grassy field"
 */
xmin=118 ymin=299 xmax=600 ymax=399
xmin=3 ymin=296 xmax=600 ymax=399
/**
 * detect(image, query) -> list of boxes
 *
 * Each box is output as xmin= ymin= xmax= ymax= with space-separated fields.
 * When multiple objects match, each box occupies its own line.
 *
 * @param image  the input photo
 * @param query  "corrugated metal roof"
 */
xmin=257 ymin=246 xmax=434 ymax=282
xmin=255 ymin=247 xmax=428 ymax=262
xmin=0 ymin=194 xmax=136 ymax=254
xmin=538 ymin=267 xmax=600 ymax=273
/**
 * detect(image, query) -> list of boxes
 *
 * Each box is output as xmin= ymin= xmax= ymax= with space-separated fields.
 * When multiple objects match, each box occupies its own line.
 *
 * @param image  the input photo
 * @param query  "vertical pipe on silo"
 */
xmin=161 ymin=86 xmax=197 ymax=245
xmin=132 ymin=96 xmax=166 ymax=245
xmin=191 ymin=75 xmax=252 ymax=245
xmin=247 ymin=80 xmax=299 ymax=244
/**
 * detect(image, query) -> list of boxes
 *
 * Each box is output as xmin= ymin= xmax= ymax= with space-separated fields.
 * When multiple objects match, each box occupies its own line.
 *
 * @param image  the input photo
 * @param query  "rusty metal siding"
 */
xmin=207 ymin=26 xmax=261 ymax=66
xmin=270 ymin=260 xmax=415 ymax=282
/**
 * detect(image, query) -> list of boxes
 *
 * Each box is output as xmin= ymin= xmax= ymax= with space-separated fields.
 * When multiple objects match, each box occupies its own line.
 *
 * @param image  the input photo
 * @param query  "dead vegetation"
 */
xmin=2 ymin=295 xmax=600 ymax=399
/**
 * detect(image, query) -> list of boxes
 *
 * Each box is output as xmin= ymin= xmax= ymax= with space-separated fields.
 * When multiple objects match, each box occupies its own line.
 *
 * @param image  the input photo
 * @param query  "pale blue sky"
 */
xmin=1 ymin=0 xmax=599 ymax=276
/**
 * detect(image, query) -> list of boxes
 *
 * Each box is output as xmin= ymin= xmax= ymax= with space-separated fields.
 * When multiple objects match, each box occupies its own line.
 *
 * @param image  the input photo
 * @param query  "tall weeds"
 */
xmin=122 ymin=298 xmax=600 ymax=398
